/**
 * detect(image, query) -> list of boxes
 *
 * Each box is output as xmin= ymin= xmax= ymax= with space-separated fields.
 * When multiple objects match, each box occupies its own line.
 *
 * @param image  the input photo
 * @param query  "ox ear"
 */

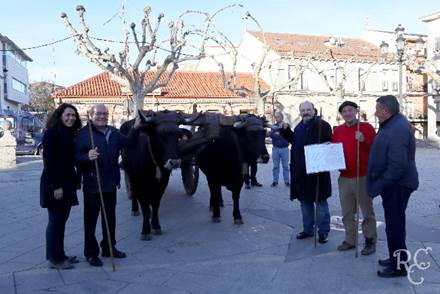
xmin=138 ymin=110 xmax=154 ymax=123
xmin=233 ymin=120 xmax=247 ymax=129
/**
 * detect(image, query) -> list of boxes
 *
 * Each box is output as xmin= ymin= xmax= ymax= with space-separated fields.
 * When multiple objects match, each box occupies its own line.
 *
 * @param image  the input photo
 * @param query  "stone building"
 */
xmin=53 ymin=71 xmax=267 ymax=127
xmin=421 ymin=11 xmax=440 ymax=139
xmin=196 ymin=31 xmax=408 ymax=132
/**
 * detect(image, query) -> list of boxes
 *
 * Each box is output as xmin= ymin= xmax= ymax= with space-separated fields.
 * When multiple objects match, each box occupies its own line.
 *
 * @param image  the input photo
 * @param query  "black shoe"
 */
xmin=296 ymin=231 xmax=313 ymax=240
xmin=251 ymin=181 xmax=263 ymax=187
xmin=318 ymin=233 xmax=329 ymax=244
xmin=377 ymin=267 xmax=407 ymax=278
xmin=102 ymin=248 xmax=127 ymax=258
xmin=244 ymin=184 xmax=251 ymax=190
xmin=87 ymin=256 xmax=103 ymax=267
xmin=64 ymin=255 xmax=79 ymax=264
xmin=270 ymin=182 xmax=278 ymax=187
xmin=285 ymin=182 xmax=290 ymax=187
xmin=378 ymin=258 xmax=391 ymax=267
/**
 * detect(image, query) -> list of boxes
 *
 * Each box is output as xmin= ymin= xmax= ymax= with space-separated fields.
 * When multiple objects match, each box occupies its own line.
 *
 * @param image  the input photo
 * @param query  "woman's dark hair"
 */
xmin=45 ymin=103 xmax=82 ymax=132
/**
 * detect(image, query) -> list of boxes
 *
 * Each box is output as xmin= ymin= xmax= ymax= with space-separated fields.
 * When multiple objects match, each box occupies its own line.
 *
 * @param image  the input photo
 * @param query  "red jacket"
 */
xmin=332 ymin=122 xmax=376 ymax=178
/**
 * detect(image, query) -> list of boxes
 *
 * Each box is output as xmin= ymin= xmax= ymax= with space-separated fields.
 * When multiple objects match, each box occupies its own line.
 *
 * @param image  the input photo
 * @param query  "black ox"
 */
xmin=181 ymin=113 xmax=270 ymax=224
xmin=120 ymin=110 xmax=194 ymax=240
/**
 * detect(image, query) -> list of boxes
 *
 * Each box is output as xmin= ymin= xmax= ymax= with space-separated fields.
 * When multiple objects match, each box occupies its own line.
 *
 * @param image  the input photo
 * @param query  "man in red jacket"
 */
xmin=332 ymin=101 xmax=377 ymax=255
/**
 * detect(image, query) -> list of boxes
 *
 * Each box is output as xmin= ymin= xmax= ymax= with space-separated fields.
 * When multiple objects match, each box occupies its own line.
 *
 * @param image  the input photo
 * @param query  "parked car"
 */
xmin=0 ymin=110 xmax=44 ymax=155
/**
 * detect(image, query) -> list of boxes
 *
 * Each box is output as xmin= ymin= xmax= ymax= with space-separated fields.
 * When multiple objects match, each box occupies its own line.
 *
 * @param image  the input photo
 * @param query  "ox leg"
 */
xmin=232 ymin=190 xmax=243 ymax=224
xmin=137 ymin=197 xmax=152 ymax=241
xmin=131 ymin=199 xmax=140 ymax=216
xmin=150 ymin=197 xmax=162 ymax=235
xmin=208 ymin=180 xmax=222 ymax=223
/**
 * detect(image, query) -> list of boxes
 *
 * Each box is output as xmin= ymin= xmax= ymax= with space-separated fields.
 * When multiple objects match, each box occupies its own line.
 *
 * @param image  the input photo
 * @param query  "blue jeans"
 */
xmin=300 ymin=200 xmax=330 ymax=235
xmin=272 ymin=146 xmax=289 ymax=183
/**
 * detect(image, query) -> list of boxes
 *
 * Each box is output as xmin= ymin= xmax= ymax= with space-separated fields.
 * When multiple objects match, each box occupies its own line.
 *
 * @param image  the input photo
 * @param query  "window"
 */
xmin=434 ymin=38 xmax=440 ymax=52
xmin=382 ymin=69 xmax=388 ymax=91
xmin=300 ymin=71 xmax=308 ymax=90
xmin=5 ymin=48 xmax=27 ymax=67
xmin=21 ymin=117 xmax=33 ymax=133
xmin=12 ymin=78 xmax=26 ymax=93
xmin=34 ymin=118 xmax=43 ymax=133
xmin=358 ymin=68 xmax=366 ymax=91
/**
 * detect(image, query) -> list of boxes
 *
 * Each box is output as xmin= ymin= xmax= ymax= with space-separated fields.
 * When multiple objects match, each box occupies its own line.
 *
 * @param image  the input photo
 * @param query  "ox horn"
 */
xmin=138 ymin=109 xmax=154 ymax=123
xmin=183 ymin=112 xmax=202 ymax=125
xmin=233 ymin=120 xmax=247 ymax=129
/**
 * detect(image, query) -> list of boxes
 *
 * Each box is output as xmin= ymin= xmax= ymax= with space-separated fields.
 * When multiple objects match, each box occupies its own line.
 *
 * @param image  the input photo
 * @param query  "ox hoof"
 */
xmin=234 ymin=218 xmax=244 ymax=225
xmin=131 ymin=210 xmax=140 ymax=216
xmin=212 ymin=217 xmax=221 ymax=223
xmin=141 ymin=234 xmax=152 ymax=241
xmin=153 ymin=229 xmax=162 ymax=235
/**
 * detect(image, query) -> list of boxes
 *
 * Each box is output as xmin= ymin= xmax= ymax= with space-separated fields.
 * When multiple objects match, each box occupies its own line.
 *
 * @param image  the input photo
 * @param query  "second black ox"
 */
xmin=182 ymin=113 xmax=270 ymax=224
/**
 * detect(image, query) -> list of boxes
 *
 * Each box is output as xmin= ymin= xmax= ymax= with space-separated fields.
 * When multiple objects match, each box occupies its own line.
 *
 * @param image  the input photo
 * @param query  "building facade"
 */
xmin=363 ymin=29 xmax=428 ymax=138
xmin=197 ymin=31 xmax=418 ymax=134
xmin=53 ymin=71 xmax=267 ymax=127
xmin=421 ymin=12 xmax=440 ymax=139
xmin=0 ymin=34 xmax=32 ymax=113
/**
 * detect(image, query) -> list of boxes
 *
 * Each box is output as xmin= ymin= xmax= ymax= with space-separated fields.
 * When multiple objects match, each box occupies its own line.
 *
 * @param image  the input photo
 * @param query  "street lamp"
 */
xmin=379 ymin=25 xmax=406 ymax=113
xmin=395 ymin=25 xmax=406 ymax=113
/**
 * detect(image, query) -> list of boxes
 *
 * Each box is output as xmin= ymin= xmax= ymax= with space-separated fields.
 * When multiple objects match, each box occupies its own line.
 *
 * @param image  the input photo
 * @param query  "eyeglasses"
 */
xmin=94 ymin=112 xmax=109 ymax=117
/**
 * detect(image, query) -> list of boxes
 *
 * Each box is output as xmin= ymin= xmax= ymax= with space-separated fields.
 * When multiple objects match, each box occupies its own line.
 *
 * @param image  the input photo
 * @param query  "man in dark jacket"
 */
xmin=367 ymin=95 xmax=418 ymax=278
xmin=75 ymin=104 xmax=140 ymax=267
xmin=281 ymin=101 xmax=333 ymax=244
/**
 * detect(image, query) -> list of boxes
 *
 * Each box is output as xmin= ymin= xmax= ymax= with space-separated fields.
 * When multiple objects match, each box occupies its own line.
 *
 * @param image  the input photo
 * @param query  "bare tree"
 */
xmin=61 ymin=5 xmax=219 ymax=114
xmin=307 ymin=46 xmax=379 ymax=103
xmin=22 ymin=82 xmax=61 ymax=113
xmin=207 ymin=12 xmax=306 ymax=116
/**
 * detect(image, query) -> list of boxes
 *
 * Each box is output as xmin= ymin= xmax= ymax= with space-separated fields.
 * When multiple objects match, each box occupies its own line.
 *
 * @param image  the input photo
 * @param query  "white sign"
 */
xmin=304 ymin=143 xmax=346 ymax=174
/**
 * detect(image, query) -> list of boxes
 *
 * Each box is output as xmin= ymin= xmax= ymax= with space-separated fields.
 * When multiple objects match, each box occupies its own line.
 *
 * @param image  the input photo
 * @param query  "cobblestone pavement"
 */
xmin=0 ymin=148 xmax=439 ymax=294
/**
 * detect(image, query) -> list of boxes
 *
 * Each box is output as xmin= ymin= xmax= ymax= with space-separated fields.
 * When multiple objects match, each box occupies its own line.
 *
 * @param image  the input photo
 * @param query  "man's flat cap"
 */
xmin=338 ymin=101 xmax=358 ymax=113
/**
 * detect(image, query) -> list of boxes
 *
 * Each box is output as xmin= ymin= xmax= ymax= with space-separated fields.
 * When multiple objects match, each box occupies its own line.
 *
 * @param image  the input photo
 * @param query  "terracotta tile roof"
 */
xmin=249 ymin=31 xmax=384 ymax=62
xmin=53 ymin=71 xmax=268 ymax=99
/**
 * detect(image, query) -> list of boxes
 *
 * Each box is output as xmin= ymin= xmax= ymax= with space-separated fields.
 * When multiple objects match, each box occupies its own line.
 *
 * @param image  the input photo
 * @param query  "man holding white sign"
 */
xmin=280 ymin=101 xmax=332 ymax=244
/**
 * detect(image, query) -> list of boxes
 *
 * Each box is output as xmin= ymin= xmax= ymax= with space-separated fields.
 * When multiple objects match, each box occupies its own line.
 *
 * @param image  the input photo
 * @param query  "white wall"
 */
xmin=421 ymin=13 xmax=440 ymax=138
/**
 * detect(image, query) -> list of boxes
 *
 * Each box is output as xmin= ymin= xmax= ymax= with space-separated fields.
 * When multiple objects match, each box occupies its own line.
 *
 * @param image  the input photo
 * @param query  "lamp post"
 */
xmin=395 ymin=24 xmax=405 ymax=113
xmin=379 ymin=24 xmax=407 ymax=114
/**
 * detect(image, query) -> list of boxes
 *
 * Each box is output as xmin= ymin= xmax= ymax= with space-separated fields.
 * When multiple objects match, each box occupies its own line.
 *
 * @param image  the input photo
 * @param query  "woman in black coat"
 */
xmin=40 ymin=103 xmax=82 ymax=269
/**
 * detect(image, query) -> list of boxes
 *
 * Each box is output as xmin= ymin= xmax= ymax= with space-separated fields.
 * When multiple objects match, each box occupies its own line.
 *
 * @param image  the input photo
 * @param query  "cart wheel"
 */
xmin=181 ymin=160 xmax=199 ymax=196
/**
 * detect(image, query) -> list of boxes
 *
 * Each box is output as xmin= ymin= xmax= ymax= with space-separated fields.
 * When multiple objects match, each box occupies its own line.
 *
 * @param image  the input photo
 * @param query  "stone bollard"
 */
xmin=0 ymin=122 xmax=17 ymax=169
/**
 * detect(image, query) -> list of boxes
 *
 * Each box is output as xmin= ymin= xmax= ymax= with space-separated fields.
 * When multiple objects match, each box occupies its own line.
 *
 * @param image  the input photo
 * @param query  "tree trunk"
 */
xmin=256 ymin=97 xmax=265 ymax=115
xmin=133 ymin=90 xmax=145 ymax=115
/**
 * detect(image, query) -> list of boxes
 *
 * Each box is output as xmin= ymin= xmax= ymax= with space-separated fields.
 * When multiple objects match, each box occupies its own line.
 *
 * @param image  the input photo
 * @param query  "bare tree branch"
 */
xmin=61 ymin=4 xmax=219 ymax=115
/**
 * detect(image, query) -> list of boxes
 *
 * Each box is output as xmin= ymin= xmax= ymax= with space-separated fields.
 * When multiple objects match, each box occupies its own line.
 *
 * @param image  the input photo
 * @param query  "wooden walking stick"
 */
xmin=314 ymin=108 xmax=323 ymax=248
xmin=87 ymin=112 xmax=116 ymax=272
xmin=354 ymin=107 xmax=361 ymax=258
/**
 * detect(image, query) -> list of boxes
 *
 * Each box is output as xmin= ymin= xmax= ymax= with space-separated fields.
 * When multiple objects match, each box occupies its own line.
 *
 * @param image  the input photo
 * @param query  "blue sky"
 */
xmin=1 ymin=0 xmax=439 ymax=86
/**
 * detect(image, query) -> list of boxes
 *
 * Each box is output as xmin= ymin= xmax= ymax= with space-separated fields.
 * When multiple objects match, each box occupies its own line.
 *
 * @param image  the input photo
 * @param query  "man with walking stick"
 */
xmin=332 ymin=101 xmax=377 ymax=255
xmin=280 ymin=101 xmax=332 ymax=244
xmin=75 ymin=104 xmax=140 ymax=267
